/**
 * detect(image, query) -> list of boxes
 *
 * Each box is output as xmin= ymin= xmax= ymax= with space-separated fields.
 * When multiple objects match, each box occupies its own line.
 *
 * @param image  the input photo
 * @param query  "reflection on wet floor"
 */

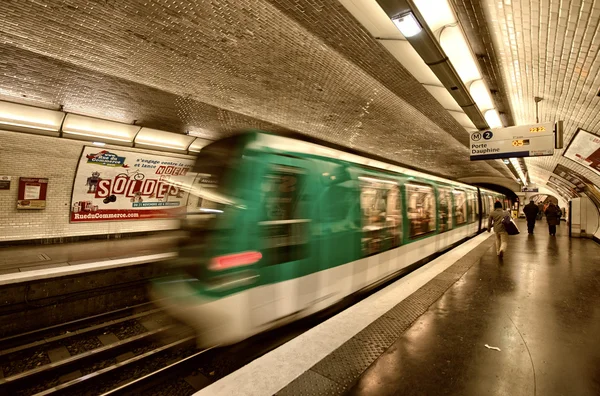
xmin=348 ymin=220 xmax=600 ymax=396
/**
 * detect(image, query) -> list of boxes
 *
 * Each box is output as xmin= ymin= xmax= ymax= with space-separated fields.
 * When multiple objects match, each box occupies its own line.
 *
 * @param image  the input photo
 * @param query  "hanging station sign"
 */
xmin=469 ymin=122 xmax=555 ymax=161
xmin=70 ymin=147 xmax=196 ymax=222
xmin=563 ymin=129 xmax=600 ymax=177
xmin=17 ymin=177 xmax=48 ymax=209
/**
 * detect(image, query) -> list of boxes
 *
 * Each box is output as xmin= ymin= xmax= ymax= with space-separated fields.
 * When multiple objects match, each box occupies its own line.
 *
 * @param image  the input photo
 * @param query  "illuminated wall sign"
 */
xmin=563 ymin=129 xmax=600 ymax=177
xmin=469 ymin=122 xmax=555 ymax=161
xmin=521 ymin=187 xmax=539 ymax=192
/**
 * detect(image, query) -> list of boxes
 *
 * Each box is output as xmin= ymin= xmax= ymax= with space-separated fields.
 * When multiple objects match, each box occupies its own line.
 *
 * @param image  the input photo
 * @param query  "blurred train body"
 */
xmin=151 ymin=131 xmax=505 ymax=347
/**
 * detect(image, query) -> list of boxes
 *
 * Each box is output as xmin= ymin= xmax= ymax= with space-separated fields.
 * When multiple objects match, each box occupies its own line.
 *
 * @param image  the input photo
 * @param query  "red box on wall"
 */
xmin=17 ymin=177 xmax=48 ymax=210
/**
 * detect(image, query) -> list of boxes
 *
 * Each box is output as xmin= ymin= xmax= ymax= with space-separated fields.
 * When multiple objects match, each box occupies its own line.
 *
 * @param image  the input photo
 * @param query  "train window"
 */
xmin=467 ymin=191 xmax=478 ymax=223
xmin=406 ymin=183 xmax=436 ymax=238
xmin=359 ymin=176 xmax=402 ymax=256
xmin=437 ymin=186 xmax=453 ymax=233
xmin=259 ymin=165 xmax=309 ymax=265
xmin=488 ymin=196 xmax=494 ymax=213
xmin=483 ymin=193 xmax=489 ymax=217
xmin=321 ymin=185 xmax=352 ymax=222
xmin=453 ymin=189 xmax=467 ymax=225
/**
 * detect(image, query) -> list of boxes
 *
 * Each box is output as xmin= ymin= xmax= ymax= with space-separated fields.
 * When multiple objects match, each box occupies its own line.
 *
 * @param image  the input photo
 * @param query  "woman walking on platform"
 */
xmin=488 ymin=201 xmax=508 ymax=258
xmin=545 ymin=202 xmax=560 ymax=236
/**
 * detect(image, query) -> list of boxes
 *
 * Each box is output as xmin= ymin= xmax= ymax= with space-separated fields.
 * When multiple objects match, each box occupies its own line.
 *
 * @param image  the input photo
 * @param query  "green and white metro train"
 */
xmin=151 ymin=131 xmax=506 ymax=346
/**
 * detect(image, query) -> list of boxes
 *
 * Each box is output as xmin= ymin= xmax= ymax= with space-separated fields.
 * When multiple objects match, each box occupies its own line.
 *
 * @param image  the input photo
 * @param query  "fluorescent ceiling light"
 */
xmin=469 ymin=80 xmax=494 ymax=111
xmin=439 ymin=26 xmax=481 ymax=84
xmin=188 ymin=137 xmax=212 ymax=153
xmin=413 ymin=0 xmax=456 ymax=32
xmin=0 ymin=100 xmax=64 ymax=134
xmin=135 ymin=127 xmax=195 ymax=151
xmin=509 ymin=158 xmax=527 ymax=185
xmin=62 ymin=114 xmax=139 ymax=142
xmin=484 ymin=109 xmax=502 ymax=128
xmin=92 ymin=141 xmax=106 ymax=146
xmin=391 ymin=12 xmax=422 ymax=38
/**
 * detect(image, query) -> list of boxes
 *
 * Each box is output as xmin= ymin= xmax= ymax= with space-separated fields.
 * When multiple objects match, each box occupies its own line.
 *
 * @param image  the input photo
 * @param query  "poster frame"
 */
xmin=69 ymin=145 xmax=195 ymax=223
xmin=562 ymin=128 xmax=600 ymax=177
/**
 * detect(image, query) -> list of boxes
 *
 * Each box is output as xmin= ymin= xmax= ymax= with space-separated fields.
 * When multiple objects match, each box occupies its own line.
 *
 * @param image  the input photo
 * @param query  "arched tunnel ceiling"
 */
xmin=452 ymin=0 xmax=600 ymax=198
xmin=0 ymin=0 xmax=515 ymax=182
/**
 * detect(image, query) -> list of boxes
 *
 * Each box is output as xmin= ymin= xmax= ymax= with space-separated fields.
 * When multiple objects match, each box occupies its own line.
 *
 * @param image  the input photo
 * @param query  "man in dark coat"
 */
xmin=523 ymin=200 xmax=539 ymax=234
xmin=545 ymin=202 xmax=560 ymax=236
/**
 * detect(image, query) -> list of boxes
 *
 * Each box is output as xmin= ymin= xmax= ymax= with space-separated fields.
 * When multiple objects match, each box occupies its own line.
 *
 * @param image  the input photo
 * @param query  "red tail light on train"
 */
xmin=209 ymin=251 xmax=262 ymax=271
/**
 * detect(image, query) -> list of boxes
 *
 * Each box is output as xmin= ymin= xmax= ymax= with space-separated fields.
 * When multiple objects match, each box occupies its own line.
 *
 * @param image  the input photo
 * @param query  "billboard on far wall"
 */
xmin=563 ymin=129 xmax=600 ymax=177
xmin=71 ymin=146 xmax=195 ymax=222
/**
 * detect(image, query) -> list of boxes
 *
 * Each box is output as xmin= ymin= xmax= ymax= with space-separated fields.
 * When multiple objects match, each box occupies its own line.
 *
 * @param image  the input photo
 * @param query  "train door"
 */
xmin=250 ymin=154 xmax=315 ymax=328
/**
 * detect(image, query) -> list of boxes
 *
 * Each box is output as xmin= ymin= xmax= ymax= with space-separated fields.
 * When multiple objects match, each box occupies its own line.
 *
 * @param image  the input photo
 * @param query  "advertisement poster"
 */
xmin=563 ymin=129 xmax=600 ymax=177
xmin=71 ymin=147 xmax=195 ymax=222
xmin=552 ymin=164 xmax=587 ymax=192
xmin=552 ymin=164 xmax=600 ymax=205
xmin=547 ymin=176 xmax=578 ymax=198
xmin=17 ymin=177 xmax=48 ymax=209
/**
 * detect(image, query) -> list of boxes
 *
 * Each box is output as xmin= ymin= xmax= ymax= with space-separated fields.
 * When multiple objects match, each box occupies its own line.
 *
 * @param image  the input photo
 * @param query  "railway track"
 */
xmin=0 ymin=302 xmax=206 ymax=396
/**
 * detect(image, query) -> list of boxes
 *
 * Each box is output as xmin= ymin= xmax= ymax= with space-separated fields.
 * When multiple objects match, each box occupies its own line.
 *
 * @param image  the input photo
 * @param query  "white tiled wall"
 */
xmin=0 ymin=130 xmax=194 ymax=242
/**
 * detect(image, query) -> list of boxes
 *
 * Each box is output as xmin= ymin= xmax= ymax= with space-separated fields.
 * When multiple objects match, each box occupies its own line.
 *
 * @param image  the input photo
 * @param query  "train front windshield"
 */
xmin=185 ymin=136 xmax=249 ymax=228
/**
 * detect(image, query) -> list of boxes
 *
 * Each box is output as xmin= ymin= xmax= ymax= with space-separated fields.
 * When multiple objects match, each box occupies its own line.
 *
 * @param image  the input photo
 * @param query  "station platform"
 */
xmin=0 ymin=232 xmax=181 ymax=276
xmin=198 ymin=220 xmax=600 ymax=396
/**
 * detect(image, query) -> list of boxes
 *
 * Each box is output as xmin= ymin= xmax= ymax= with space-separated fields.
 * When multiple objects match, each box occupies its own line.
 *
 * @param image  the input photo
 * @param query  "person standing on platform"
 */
xmin=523 ymin=199 xmax=539 ymax=234
xmin=488 ymin=201 xmax=508 ymax=258
xmin=545 ymin=202 xmax=560 ymax=236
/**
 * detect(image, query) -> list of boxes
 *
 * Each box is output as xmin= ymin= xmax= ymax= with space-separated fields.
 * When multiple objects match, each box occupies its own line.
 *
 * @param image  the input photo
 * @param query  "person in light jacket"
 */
xmin=488 ymin=201 xmax=508 ymax=258
xmin=545 ymin=202 xmax=560 ymax=236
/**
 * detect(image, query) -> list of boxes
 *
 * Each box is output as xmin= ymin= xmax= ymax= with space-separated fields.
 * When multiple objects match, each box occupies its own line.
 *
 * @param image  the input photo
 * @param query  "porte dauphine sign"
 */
xmin=469 ymin=121 xmax=562 ymax=161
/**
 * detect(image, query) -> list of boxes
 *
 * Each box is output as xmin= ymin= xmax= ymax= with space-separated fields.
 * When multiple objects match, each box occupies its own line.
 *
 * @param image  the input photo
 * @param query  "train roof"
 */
xmin=237 ymin=130 xmax=480 ymax=190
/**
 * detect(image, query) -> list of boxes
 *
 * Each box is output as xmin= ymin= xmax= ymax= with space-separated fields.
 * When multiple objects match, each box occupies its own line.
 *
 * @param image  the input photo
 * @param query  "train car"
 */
xmin=151 ymin=131 xmax=505 ymax=347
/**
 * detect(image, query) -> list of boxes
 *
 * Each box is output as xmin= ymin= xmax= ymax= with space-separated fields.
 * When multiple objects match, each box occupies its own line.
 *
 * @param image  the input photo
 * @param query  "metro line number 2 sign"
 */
xmin=469 ymin=122 xmax=555 ymax=161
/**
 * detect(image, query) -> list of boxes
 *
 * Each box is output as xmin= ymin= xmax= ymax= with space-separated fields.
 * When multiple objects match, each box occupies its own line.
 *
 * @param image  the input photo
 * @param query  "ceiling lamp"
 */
xmin=469 ymin=80 xmax=494 ymax=111
xmin=484 ymin=109 xmax=502 ymax=128
xmin=62 ymin=114 xmax=139 ymax=145
xmin=439 ymin=25 xmax=481 ymax=84
xmin=413 ymin=0 xmax=455 ymax=32
xmin=0 ymin=100 xmax=64 ymax=136
xmin=391 ymin=12 xmax=422 ymax=37
xmin=134 ymin=127 xmax=195 ymax=152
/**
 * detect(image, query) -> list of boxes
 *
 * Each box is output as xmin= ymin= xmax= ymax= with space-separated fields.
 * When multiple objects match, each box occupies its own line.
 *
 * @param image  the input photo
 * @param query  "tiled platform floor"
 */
xmin=278 ymin=220 xmax=600 ymax=396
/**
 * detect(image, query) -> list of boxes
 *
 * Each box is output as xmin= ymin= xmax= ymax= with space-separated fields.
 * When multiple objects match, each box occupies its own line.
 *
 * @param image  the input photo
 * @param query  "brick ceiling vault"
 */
xmin=0 ymin=0 xmax=516 ymax=180
xmin=472 ymin=0 xmax=600 ymax=191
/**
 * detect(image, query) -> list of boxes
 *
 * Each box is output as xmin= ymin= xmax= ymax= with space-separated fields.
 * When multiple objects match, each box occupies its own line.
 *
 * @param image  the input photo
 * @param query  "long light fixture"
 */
xmin=484 ymin=109 xmax=503 ymax=128
xmin=408 ymin=0 xmax=505 ymax=130
xmin=62 ymin=114 xmax=139 ymax=144
xmin=509 ymin=158 xmax=527 ymax=185
xmin=0 ymin=100 xmax=64 ymax=136
xmin=134 ymin=127 xmax=195 ymax=152
xmin=469 ymin=80 xmax=494 ymax=111
xmin=439 ymin=26 xmax=481 ymax=83
xmin=188 ymin=137 xmax=212 ymax=153
xmin=391 ymin=12 xmax=422 ymax=37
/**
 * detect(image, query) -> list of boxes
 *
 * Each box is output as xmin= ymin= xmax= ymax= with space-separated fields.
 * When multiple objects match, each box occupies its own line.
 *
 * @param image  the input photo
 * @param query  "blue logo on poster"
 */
xmin=86 ymin=151 xmax=127 ymax=167
xmin=483 ymin=131 xmax=493 ymax=140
